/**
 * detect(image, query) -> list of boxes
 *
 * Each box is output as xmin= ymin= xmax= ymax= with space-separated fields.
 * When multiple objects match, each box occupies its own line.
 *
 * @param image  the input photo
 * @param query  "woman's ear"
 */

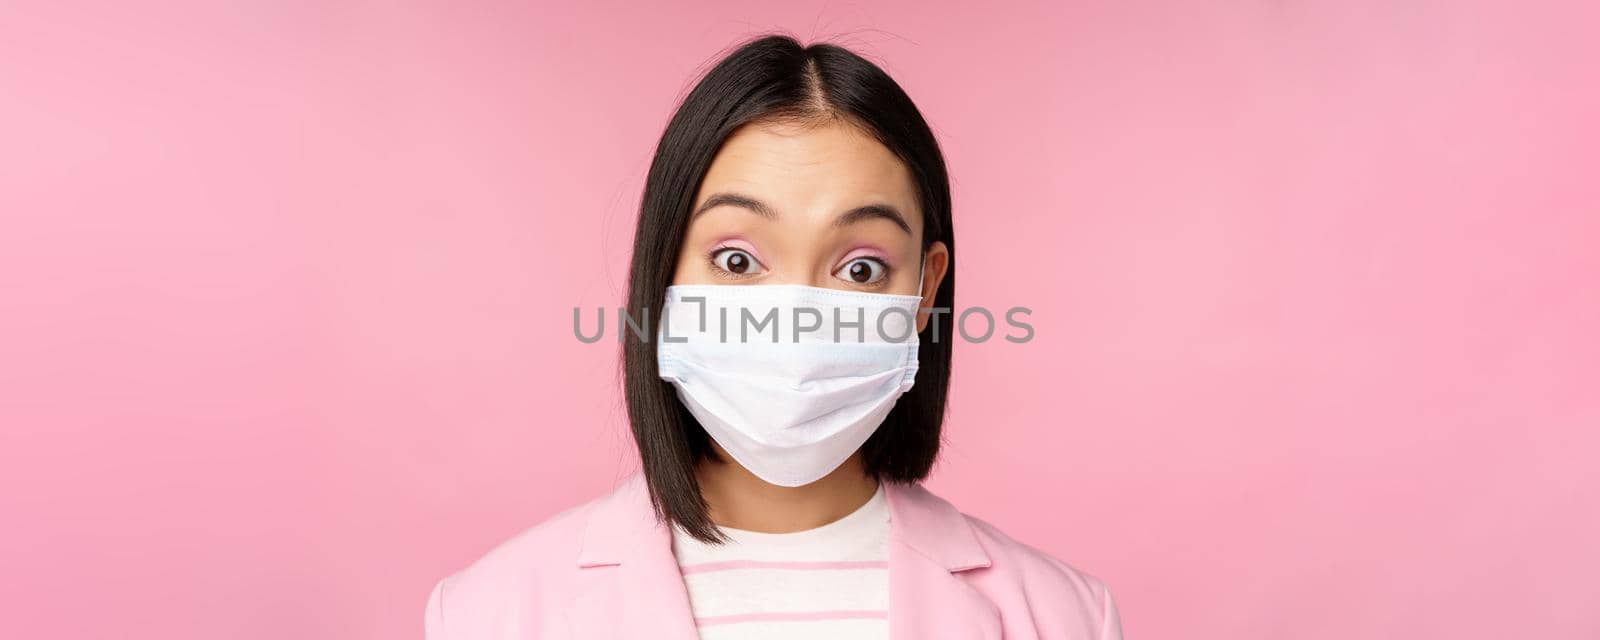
xmin=915 ymin=241 xmax=950 ymax=333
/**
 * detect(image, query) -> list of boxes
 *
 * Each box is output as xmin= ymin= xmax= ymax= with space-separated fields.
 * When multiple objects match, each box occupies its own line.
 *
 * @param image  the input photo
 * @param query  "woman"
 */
xmin=425 ymin=35 xmax=1122 ymax=640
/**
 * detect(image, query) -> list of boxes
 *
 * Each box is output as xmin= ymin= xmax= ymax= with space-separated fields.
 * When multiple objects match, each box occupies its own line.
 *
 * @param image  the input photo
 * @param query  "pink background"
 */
xmin=3 ymin=1 xmax=1597 ymax=638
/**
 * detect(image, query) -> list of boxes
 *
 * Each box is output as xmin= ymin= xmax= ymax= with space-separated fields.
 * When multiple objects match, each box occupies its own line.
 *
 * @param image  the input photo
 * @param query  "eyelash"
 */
xmin=707 ymin=245 xmax=763 ymax=280
xmin=837 ymin=256 xmax=893 ymax=288
xmin=704 ymin=245 xmax=894 ymax=287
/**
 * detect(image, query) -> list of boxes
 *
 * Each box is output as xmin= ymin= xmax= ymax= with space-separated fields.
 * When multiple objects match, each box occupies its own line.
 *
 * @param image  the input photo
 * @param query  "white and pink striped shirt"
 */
xmin=671 ymin=484 xmax=890 ymax=640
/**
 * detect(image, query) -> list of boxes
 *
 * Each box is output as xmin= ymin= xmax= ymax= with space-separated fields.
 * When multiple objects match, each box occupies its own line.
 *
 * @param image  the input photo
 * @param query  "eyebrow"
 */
xmin=692 ymin=192 xmax=775 ymax=220
xmin=833 ymin=204 xmax=912 ymax=234
xmin=692 ymin=191 xmax=912 ymax=235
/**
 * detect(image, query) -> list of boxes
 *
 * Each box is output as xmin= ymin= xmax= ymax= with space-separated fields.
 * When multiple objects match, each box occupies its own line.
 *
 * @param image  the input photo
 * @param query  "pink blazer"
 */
xmin=424 ymin=473 xmax=1122 ymax=639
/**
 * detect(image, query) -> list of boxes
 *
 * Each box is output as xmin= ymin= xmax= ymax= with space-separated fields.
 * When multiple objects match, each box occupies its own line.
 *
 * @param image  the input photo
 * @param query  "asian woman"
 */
xmin=424 ymin=34 xmax=1122 ymax=640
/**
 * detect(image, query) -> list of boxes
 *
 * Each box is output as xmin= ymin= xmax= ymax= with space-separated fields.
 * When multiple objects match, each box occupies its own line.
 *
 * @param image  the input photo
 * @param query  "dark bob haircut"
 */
xmin=624 ymin=34 xmax=955 ymax=542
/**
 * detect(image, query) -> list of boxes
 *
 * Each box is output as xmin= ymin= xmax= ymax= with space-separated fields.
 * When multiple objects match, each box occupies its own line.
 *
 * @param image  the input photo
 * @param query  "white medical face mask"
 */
xmin=656 ymin=280 xmax=924 ymax=487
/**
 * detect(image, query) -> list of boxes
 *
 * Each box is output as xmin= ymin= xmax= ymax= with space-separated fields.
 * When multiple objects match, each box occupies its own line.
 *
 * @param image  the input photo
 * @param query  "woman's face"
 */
xmin=673 ymin=120 xmax=949 ymax=330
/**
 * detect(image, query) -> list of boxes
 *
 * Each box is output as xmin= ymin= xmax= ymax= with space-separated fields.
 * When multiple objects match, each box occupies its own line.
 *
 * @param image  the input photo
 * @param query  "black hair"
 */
xmin=623 ymin=34 xmax=955 ymax=542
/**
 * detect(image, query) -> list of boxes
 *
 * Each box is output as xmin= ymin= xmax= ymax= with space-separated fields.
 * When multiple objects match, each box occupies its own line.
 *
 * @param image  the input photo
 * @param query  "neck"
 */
xmin=695 ymin=446 xmax=879 ymax=533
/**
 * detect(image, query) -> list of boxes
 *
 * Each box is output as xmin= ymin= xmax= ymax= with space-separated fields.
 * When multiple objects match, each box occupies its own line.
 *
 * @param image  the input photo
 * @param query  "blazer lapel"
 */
xmin=567 ymin=474 xmax=700 ymax=640
xmin=616 ymin=525 xmax=700 ymax=640
xmin=885 ymin=481 xmax=1003 ymax=640
xmin=568 ymin=474 xmax=1002 ymax=640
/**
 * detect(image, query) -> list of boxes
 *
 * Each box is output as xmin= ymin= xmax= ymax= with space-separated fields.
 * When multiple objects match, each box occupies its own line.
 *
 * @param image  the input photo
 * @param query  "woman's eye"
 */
xmin=835 ymin=257 xmax=888 ymax=284
xmin=711 ymin=248 xmax=764 ymax=275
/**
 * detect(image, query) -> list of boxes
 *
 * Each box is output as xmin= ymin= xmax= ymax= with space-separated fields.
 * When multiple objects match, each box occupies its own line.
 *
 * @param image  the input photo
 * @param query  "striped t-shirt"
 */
xmin=670 ymin=484 xmax=890 ymax=640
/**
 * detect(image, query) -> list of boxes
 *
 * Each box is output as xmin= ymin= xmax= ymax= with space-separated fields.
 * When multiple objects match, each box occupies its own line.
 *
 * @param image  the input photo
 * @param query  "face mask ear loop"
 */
xmin=893 ymin=251 xmax=927 ymax=387
xmin=912 ymin=250 xmax=929 ymax=342
xmin=915 ymin=250 xmax=928 ymax=300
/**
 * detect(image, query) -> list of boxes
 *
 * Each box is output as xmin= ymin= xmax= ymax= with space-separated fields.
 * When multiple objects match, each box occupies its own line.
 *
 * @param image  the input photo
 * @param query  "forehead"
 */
xmin=695 ymin=120 xmax=921 ymax=227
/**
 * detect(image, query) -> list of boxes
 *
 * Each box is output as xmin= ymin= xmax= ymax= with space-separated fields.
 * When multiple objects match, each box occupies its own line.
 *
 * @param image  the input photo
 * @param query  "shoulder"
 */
xmin=892 ymin=482 xmax=1122 ymax=639
xmin=964 ymin=513 xmax=1123 ymax=638
xmin=965 ymin=512 xmax=1114 ymax=600
xmin=423 ymin=493 xmax=599 ymax=639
